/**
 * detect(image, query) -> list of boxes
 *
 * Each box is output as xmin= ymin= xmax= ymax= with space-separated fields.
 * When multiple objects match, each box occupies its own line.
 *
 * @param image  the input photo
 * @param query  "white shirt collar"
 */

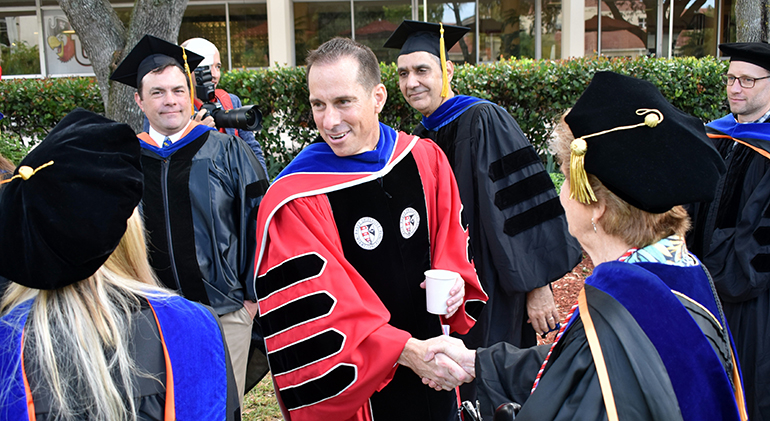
xmin=148 ymin=120 xmax=192 ymax=145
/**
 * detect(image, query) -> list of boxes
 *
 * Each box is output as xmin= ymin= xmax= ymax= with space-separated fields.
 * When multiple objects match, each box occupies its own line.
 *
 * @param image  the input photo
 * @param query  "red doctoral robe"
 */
xmin=254 ymin=129 xmax=487 ymax=421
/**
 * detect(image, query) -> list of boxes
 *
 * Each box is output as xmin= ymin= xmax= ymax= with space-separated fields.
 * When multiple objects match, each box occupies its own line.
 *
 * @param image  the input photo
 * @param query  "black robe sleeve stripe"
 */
xmin=279 ymin=364 xmax=357 ymax=410
xmin=269 ymin=329 xmax=345 ymax=375
xmin=494 ymin=172 xmax=556 ymax=211
xmin=257 ymin=252 xmax=326 ymax=299
xmin=261 ymin=292 xmax=335 ymax=337
xmin=488 ymin=147 xmax=541 ymax=182
xmin=503 ymin=197 xmax=565 ymax=237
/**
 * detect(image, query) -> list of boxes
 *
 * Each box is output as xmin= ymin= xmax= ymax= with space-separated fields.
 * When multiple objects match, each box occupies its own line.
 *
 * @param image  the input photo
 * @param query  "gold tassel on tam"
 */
xmin=569 ymin=138 xmax=596 ymax=204
xmin=439 ymin=23 xmax=450 ymax=98
xmin=1 ymin=161 xmax=54 ymax=185
xmin=181 ymin=46 xmax=196 ymax=116
xmin=567 ymin=108 xmax=664 ymax=205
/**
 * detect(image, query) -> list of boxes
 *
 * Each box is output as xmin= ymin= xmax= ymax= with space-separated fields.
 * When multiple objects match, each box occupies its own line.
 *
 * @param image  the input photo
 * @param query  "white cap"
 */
xmin=180 ymin=38 xmax=218 ymax=67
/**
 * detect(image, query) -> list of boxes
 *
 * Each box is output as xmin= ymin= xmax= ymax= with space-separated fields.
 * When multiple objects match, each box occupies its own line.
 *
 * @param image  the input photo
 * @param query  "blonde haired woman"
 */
xmin=0 ymin=109 xmax=239 ymax=420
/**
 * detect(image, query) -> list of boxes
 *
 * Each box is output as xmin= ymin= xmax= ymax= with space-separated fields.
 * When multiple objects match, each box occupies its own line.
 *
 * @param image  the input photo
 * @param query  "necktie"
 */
xmin=162 ymin=137 xmax=172 ymax=148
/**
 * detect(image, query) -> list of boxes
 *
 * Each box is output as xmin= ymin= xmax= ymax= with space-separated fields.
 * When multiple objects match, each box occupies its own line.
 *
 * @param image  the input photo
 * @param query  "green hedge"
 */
xmin=1 ymin=56 xmax=729 ymax=177
xmin=0 ymin=77 xmax=104 ymax=141
xmin=222 ymin=55 xmax=729 ymax=177
xmin=0 ymin=131 xmax=30 ymax=165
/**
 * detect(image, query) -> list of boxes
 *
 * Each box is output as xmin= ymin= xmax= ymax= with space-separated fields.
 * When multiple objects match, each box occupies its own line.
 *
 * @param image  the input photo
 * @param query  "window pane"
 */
xmin=179 ymin=5 xmax=228 ymax=68
xmin=230 ymin=3 xmax=269 ymax=68
xmin=588 ymin=0 xmax=649 ymax=57
xmin=478 ymin=0 xmax=560 ymax=60
xmin=719 ymin=0 xmax=736 ymax=44
xmin=1 ymin=12 xmax=41 ymax=75
xmin=673 ymin=0 xmax=717 ymax=57
xmin=423 ymin=0 xmax=476 ymax=63
xmin=0 ymin=1 xmax=37 ymax=6
xmin=294 ymin=1 xmax=351 ymax=65
xmin=541 ymin=0 xmax=561 ymax=58
xmin=354 ymin=0 xmax=411 ymax=64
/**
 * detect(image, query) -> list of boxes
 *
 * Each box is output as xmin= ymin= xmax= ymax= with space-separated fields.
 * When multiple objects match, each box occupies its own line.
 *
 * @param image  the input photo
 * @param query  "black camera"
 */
xmin=193 ymin=65 xmax=263 ymax=132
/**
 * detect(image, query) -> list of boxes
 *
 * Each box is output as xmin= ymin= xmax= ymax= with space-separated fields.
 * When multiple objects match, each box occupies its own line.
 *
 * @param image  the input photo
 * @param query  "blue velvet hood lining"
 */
xmin=420 ymin=95 xmax=490 ymax=131
xmin=139 ymin=124 xmax=216 ymax=158
xmin=275 ymin=122 xmax=398 ymax=181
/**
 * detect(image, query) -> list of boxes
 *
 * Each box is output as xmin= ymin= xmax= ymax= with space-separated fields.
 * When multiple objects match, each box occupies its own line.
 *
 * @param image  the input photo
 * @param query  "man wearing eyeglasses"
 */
xmin=688 ymin=42 xmax=770 ymax=421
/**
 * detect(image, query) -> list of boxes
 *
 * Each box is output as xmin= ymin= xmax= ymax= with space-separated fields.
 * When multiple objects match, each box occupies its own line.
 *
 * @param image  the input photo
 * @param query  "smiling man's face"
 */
xmin=135 ymin=66 xmax=192 ymax=136
xmin=308 ymin=55 xmax=387 ymax=157
xmin=397 ymin=51 xmax=452 ymax=117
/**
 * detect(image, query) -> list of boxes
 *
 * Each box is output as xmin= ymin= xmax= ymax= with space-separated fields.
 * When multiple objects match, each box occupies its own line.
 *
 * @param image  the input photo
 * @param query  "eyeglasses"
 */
xmin=723 ymin=74 xmax=770 ymax=88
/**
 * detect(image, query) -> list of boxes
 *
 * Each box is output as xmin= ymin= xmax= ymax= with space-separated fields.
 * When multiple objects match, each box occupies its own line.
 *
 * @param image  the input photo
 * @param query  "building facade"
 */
xmin=0 ymin=0 xmax=731 ymax=77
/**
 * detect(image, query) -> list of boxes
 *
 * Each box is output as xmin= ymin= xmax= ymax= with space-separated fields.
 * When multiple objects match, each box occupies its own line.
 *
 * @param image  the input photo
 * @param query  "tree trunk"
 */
xmin=57 ymin=0 xmax=188 ymax=132
xmin=735 ymin=0 xmax=769 ymax=42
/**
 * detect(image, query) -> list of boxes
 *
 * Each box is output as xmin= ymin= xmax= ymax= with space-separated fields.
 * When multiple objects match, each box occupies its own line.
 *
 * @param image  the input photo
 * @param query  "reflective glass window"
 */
xmin=719 ymin=0 xmax=736 ymax=44
xmin=179 ymin=4 xmax=229 ymax=67
xmin=230 ymin=3 xmax=270 ymax=68
xmin=423 ymin=0 xmax=476 ymax=63
xmin=1 ymin=11 xmax=41 ymax=75
xmin=586 ymin=0 xmax=650 ymax=57
xmin=353 ymin=0 xmax=411 ymax=63
xmin=673 ymin=0 xmax=717 ymax=57
xmin=294 ymin=1 xmax=351 ymax=65
xmin=478 ymin=0 xmax=561 ymax=60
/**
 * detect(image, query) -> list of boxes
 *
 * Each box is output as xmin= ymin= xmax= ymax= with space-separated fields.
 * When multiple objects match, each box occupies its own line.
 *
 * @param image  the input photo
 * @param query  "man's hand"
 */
xmin=526 ymin=284 xmax=559 ymax=336
xmin=193 ymin=108 xmax=216 ymax=128
xmin=243 ymin=300 xmax=260 ymax=320
xmin=398 ymin=337 xmax=472 ymax=391
xmin=420 ymin=275 xmax=465 ymax=318
xmin=422 ymin=336 xmax=476 ymax=391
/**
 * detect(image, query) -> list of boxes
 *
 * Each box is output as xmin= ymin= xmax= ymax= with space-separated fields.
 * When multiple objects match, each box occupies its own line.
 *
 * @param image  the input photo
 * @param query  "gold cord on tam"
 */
xmin=181 ymin=46 xmax=196 ymax=115
xmin=569 ymin=108 xmax=664 ymax=204
xmin=439 ymin=23 xmax=450 ymax=98
xmin=0 ymin=161 xmax=54 ymax=185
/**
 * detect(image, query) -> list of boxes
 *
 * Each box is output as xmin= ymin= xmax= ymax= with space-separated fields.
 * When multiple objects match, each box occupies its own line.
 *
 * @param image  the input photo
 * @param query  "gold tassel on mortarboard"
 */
xmin=0 ymin=161 xmax=54 ymax=185
xmin=568 ymin=108 xmax=664 ymax=205
xmin=439 ymin=23 xmax=450 ymax=98
xmin=181 ymin=46 xmax=196 ymax=116
xmin=569 ymin=138 xmax=595 ymax=204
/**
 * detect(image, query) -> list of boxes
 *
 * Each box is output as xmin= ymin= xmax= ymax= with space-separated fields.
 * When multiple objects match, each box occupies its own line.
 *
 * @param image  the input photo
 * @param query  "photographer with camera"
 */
xmin=143 ymin=37 xmax=268 ymax=175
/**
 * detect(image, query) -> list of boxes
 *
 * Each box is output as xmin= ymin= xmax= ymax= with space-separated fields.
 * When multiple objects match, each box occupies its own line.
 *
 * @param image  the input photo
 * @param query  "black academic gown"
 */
xmin=475 ymin=260 xmax=744 ymax=421
xmin=413 ymin=96 xmax=581 ymax=351
xmin=688 ymin=114 xmax=770 ymax=421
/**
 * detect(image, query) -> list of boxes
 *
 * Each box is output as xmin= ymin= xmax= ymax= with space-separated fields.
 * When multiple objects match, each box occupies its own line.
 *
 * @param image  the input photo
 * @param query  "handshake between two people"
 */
xmin=398 ymin=335 xmax=477 ymax=391
xmin=396 ymin=273 xmax=475 ymax=391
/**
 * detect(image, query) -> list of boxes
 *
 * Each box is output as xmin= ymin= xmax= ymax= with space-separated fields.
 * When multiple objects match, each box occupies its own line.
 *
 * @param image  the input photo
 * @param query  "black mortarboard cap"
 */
xmin=0 ymin=108 xmax=143 ymax=290
xmin=383 ymin=20 xmax=470 ymax=58
xmin=719 ymin=42 xmax=770 ymax=72
xmin=110 ymin=34 xmax=204 ymax=88
xmin=564 ymin=71 xmax=726 ymax=213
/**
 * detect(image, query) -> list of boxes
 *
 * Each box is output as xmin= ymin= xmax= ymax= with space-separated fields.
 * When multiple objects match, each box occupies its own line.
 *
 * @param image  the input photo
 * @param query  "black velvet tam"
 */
xmin=719 ymin=42 xmax=770 ymax=72
xmin=110 ymin=34 xmax=203 ymax=89
xmin=564 ymin=71 xmax=726 ymax=213
xmin=0 ymin=108 xmax=143 ymax=290
xmin=383 ymin=20 xmax=469 ymax=58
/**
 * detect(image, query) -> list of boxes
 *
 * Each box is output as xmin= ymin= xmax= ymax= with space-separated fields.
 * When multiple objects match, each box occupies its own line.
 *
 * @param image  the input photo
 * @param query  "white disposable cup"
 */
xmin=425 ymin=269 xmax=459 ymax=315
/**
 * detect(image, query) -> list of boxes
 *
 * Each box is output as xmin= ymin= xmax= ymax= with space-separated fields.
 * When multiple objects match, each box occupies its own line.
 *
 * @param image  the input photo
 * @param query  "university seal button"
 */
xmin=400 ymin=207 xmax=420 ymax=239
xmin=354 ymin=217 xmax=383 ymax=250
